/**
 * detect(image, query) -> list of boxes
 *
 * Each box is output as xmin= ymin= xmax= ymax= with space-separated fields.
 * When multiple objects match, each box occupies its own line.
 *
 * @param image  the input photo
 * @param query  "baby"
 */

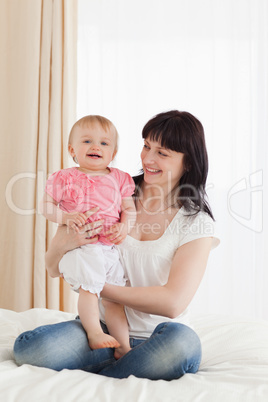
xmin=41 ymin=115 xmax=136 ymax=359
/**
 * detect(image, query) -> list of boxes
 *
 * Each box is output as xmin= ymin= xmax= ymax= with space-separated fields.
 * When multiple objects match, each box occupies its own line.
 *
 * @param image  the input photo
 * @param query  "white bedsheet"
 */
xmin=0 ymin=308 xmax=268 ymax=402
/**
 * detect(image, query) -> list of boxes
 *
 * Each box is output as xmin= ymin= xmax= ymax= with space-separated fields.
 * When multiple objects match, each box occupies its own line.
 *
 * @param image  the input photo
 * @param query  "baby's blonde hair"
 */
xmin=68 ymin=115 xmax=119 ymax=154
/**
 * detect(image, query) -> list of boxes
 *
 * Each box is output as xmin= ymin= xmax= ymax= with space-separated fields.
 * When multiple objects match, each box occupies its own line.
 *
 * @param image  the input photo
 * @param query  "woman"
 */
xmin=14 ymin=110 xmax=219 ymax=381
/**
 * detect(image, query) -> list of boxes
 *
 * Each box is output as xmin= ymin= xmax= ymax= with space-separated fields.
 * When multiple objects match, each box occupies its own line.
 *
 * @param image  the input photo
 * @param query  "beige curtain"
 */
xmin=0 ymin=0 xmax=78 ymax=312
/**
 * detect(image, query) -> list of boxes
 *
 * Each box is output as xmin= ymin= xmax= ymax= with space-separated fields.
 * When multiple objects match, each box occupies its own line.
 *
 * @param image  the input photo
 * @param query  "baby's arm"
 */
xmin=104 ymin=197 xmax=136 ymax=245
xmin=40 ymin=193 xmax=88 ymax=229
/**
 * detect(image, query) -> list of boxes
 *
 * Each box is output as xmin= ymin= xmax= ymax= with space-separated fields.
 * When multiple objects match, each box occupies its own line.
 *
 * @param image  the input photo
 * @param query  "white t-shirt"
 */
xmin=99 ymin=208 xmax=220 ymax=339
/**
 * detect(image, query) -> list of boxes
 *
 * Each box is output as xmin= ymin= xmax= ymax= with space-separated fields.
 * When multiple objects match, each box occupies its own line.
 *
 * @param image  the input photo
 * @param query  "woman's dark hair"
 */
xmin=133 ymin=110 xmax=214 ymax=220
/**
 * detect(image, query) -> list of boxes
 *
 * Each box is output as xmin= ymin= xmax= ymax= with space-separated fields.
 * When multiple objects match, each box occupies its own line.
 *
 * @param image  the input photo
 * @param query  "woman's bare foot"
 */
xmin=114 ymin=345 xmax=131 ymax=360
xmin=88 ymin=332 xmax=120 ymax=350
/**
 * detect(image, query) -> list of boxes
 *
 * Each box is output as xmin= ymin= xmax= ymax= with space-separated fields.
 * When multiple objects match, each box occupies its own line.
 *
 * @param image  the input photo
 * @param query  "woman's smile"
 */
xmin=144 ymin=167 xmax=162 ymax=175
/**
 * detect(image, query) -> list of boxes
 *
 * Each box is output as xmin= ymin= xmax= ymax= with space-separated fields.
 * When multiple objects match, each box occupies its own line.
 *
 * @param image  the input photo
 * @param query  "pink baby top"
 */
xmin=45 ymin=167 xmax=135 ymax=245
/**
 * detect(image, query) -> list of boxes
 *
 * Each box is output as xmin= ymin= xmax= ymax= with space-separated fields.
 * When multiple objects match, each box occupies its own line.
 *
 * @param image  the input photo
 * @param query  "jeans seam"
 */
xmin=83 ymin=356 xmax=115 ymax=372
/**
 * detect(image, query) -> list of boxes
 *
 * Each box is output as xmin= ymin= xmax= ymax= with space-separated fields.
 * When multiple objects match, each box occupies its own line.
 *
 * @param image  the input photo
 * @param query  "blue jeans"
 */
xmin=13 ymin=319 xmax=201 ymax=381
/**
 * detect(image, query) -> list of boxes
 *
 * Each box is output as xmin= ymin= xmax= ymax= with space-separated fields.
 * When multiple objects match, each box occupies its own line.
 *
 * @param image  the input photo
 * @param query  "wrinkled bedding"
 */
xmin=1 ymin=308 xmax=268 ymax=401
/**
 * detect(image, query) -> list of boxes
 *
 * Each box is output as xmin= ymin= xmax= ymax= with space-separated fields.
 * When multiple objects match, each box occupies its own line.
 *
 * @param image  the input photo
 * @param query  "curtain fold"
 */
xmin=0 ymin=0 xmax=78 ymax=312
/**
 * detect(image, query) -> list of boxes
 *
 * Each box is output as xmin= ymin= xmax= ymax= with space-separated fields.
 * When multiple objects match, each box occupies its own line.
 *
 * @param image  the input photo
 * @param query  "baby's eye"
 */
xmin=101 ymin=141 xmax=108 ymax=146
xmin=84 ymin=140 xmax=91 ymax=143
xmin=143 ymin=144 xmax=150 ymax=150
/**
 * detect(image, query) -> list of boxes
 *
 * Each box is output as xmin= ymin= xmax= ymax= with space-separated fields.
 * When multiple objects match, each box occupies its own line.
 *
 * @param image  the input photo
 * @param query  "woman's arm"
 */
xmin=101 ymin=237 xmax=213 ymax=318
xmin=45 ymin=208 xmax=104 ymax=278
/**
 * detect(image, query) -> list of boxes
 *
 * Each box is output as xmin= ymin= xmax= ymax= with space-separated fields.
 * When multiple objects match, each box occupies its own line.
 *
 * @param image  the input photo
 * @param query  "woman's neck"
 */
xmin=139 ymin=183 xmax=177 ymax=213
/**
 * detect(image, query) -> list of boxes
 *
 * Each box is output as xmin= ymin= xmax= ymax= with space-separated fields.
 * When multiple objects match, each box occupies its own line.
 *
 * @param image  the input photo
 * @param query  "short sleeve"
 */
xmin=113 ymin=169 xmax=135 ymax=198
xmin=45 ymin=170 xmax=65 ymax=203
xmin=178 ymin=210 xmax=220 ymax=250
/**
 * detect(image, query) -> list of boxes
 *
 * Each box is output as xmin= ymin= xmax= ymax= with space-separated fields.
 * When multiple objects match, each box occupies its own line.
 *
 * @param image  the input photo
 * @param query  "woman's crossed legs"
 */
xmin=13 ymin=319 xmax=201 ymax=381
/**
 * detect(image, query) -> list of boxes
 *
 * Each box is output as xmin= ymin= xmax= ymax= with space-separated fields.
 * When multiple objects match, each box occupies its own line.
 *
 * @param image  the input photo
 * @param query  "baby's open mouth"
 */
xmin=87 ymin=153 xmax=102 ymax=158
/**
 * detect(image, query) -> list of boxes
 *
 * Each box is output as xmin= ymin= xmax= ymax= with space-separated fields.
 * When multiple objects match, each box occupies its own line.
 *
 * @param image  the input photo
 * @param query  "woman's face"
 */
xmin=140 ymin=138 xmax=185 ymax=190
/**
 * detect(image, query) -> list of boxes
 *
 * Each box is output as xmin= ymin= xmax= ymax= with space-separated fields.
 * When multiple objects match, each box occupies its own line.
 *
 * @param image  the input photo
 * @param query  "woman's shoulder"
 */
xmin=178 ymin=207 xmax=214 ymax=223
xmin=169 ymin=207 xmax=220 ymax=249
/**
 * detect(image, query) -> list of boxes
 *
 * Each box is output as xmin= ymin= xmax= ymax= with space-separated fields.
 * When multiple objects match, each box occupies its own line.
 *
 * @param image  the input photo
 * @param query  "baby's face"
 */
xmin=69 ymin=122 xmax=117 ymax=173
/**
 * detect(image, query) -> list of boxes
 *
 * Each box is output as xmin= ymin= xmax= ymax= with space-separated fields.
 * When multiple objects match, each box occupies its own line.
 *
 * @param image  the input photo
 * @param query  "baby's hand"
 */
xmin=62 ymin=211 xmax=88 ymax=230
xmin=104 ymin=223 xmax=128 ymax=245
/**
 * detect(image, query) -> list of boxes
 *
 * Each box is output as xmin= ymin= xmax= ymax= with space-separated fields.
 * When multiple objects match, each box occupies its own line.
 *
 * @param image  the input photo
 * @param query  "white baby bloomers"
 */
xmin=59 ymin=243 xmax=126 ymax=296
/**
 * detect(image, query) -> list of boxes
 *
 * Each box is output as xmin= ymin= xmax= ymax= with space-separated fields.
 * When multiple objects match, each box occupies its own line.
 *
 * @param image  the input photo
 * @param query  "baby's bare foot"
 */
xmin=88 ymin=332 xmax=120 ymax=350
xmin=114 ymin=345 xmax=131 ymax=360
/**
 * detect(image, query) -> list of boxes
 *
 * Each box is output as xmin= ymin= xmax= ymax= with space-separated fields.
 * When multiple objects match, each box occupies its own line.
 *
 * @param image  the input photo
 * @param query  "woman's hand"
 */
xmin=45 ymin=207 xmax=104 ymax=278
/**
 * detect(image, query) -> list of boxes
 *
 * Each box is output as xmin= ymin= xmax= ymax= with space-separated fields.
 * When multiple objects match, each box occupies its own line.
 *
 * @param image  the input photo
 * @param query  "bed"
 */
xmin=0 ymin=308 xmax=268 ymax=401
